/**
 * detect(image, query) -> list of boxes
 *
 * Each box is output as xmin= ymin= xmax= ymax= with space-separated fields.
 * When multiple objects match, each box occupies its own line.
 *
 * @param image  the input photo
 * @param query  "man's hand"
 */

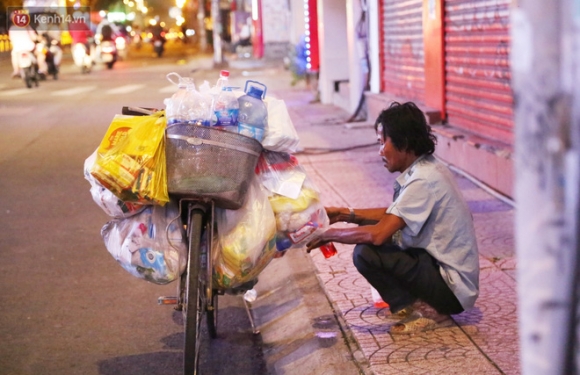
xmin=306 ymin=235 xmax=327 ymax=253
xmin=325 ymin=206 xmax=345 ymax=224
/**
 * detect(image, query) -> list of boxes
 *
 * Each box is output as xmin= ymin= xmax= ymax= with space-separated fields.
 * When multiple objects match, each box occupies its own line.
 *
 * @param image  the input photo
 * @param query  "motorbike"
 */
xmin=115 ymin=35 xmax=128 ymax=60
xmin=97 ymin=39 xmax=117 ymax=69
xmin=72 ymin=42 xmax=93 ymax=74
xmin=16 ymin=50 xmax=40 ymax=88
xmin=152 ymin=36 xmax=165 ymax=58
xmin=39 ymin=33 xmax=62 ymax=80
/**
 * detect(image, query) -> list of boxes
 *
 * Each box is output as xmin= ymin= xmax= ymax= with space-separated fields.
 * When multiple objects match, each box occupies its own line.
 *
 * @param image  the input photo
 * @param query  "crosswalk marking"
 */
xmin=106 ymin=84 xmax=146 ymax=95
xmin=51 ymin=86 xmax=97 ymax=96
xmin=159 ymin=84 xmax=177 ymax=94
xmin=1 ymin=84 xmax=180 ymax=97
xmin=0 ymin=88 xmax=37 ymax=96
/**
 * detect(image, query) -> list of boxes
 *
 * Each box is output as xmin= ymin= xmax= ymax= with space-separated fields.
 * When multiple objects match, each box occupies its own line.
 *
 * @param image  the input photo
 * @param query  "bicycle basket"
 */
xmin=165 ymin=124 xmax=263 ymax=210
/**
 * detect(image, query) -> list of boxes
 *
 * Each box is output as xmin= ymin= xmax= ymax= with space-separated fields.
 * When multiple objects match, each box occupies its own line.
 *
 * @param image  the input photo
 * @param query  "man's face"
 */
xmin=378 ymin=126 xmax=406 ymax=173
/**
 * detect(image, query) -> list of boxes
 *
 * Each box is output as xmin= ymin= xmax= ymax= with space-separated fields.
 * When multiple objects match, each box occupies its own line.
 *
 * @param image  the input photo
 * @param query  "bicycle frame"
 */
xmin=161 ymin=197 xmax=215 ymax=375
xmin=190 ymin=198 xmax=216 ymax=319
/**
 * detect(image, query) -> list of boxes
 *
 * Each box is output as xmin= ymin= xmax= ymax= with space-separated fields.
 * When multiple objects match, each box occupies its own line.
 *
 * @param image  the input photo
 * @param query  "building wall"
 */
xmin=317 ymin=0 xmax=349 ymax=105
xmin=261 ymin=0 xmax=292 ymax=58
xmin=288 ymin=0 xmax=306 ymax=45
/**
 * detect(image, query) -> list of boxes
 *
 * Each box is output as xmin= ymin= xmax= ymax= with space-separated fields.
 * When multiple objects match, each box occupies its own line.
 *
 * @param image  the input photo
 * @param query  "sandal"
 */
xmin=389 ymin=313 xmax=444 ymax=335
xmin=382 ymin=305 xmax=415 ymax=320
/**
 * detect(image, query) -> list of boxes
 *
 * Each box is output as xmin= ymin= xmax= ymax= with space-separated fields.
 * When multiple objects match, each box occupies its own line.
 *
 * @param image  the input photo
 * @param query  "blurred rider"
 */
xmin=95 ymin=19 xmax=120 ymax=43
xmin=69 ymin=19 xmax=94 ymax=55
xmin=9 ymin=22 xmax=48 ymax=78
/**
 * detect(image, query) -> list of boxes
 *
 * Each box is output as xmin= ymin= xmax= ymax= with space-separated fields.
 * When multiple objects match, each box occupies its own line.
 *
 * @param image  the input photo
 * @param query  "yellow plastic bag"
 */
xmin=91 ymin=111 xmax=169 ymax=205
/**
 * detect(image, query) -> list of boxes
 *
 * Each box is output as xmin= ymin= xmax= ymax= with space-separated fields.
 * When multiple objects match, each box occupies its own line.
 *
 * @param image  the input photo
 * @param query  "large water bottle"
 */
xmin=237 ymin=80 xmax=268 ymax=142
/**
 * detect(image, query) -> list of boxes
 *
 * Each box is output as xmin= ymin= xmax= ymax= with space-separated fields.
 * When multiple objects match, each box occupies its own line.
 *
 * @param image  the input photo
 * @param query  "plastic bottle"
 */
xmin=370 ymin=286 xmax=389 ymax=308
xmin=237 ymin=80 xmax=268 ymax=142
xmin=216 ymin=69 xmax=229 ymax=91
xmin=319 ymin=242 xmax=337 ymax=259
xmin=275 ymin=234 xmax=292 ymax=252
xmin=214 ymin=86 xmax=239 ymax=131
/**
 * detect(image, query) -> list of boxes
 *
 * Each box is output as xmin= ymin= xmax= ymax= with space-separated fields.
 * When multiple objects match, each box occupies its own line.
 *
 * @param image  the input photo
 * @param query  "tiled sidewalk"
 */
xmin=272 ymin=87 xmax=520 ymax=374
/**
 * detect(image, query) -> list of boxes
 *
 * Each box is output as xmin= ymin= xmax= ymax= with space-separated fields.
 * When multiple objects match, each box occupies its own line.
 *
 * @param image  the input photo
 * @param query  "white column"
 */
xmin=368 ymin=0 xmax=380 ymax=94
xmin=345 ymin=0 xmax=362 ymax=114
xmin=511 ymin=0 xmax=580 ymax=373
xmin=317 ymin=0 xmax=348 ymax=105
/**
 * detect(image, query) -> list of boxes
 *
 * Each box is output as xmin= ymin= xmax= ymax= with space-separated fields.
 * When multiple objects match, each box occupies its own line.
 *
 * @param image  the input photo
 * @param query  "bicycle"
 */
xmin=156 ymin=120 xmax=263 ymax=375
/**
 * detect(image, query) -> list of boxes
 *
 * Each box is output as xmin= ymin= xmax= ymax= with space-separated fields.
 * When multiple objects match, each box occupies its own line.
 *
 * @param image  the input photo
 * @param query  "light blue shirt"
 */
xmin=387 ymin=154 xmax=480 ymax=310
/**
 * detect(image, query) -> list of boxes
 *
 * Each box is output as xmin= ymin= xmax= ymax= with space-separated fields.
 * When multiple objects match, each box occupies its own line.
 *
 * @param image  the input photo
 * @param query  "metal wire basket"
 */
xmin=165 ymin=123 xmax=263 ymax=210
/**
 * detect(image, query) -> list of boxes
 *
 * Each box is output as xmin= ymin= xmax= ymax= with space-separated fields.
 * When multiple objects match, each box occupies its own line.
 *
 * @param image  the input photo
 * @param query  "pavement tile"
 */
xmin=271 ymin=86 xmax=520 ymax=374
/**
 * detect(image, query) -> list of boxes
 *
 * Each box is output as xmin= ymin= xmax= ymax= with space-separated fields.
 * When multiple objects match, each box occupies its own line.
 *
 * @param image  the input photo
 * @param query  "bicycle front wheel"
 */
xmin=184 ymin=208 xmax=204 ymax=375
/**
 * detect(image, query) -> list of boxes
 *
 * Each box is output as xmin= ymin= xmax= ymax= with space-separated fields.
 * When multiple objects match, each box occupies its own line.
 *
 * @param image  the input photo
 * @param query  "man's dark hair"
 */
xmin=374 ymin=101 xmax=437 ymax=155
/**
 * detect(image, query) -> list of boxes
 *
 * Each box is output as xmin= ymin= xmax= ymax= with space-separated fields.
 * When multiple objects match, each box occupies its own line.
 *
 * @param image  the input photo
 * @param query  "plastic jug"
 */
xmin=237 ymin=80 xmax=268 ymax=142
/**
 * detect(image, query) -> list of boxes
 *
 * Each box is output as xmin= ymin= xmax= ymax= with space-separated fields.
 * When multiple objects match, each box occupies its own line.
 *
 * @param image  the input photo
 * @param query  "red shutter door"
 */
xmin=381 ymin=0 xmax=425 ymax=104
xmin=444 ymin=0 xmax=513 ymax=144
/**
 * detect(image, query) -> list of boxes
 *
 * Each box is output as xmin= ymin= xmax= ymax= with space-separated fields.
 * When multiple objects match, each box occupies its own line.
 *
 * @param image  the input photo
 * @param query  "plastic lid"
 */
xmin=220 ymin=70 xmax=230 ymax=78
xmin=247 ymin=86 xmax=264 ymax=99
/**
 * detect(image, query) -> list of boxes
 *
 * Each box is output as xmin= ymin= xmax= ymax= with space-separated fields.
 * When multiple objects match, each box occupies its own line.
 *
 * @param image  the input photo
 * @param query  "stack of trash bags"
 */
xmin=84 ymin=72 xmax=330 ymax=289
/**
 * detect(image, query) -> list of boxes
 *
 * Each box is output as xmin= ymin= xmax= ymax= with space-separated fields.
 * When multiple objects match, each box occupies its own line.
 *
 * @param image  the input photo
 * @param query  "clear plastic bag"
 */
xmin=164 ymin=72 xmax=214 ymax=126
xmin=260 ymin=155 xmax=329 ymax=251
xmin=261 ymin=97 xmax=301 ymax=153
xmin=255 ymin=151 xmax=304 ymax=199
xmin=213 ymin=179 xmax=277 ymax=289
xmin=101 ymin=201 xmax=187 ymax=285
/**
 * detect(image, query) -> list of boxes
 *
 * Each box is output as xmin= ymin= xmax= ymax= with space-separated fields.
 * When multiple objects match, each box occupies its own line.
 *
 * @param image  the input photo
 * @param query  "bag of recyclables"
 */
xmin=213 ymin=179 xmax=277 ymax=289
xmin=90 ymin=111 xmax=169 ymax=206
xmin=101 ymin=201 xmax=187 ymax=285
xmin=255 ymin=151 xmax=329 ymax=251
xmin=84 ymin=150 xmax=146 ymax=218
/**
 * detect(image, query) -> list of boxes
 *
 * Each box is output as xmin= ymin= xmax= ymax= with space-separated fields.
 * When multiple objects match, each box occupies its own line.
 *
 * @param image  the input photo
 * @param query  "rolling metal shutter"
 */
xmin=444 ymin=0 xmax=513 ymax=144
xmin=381 ymin=0 xmax=425 ymax=104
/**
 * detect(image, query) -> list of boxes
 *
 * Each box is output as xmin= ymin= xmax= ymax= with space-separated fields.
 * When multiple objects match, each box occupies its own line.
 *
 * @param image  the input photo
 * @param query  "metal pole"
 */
xmin=197 ymin=0 xmax=207 ymax=52
xmin=211 ymin=0 xmax=223 ymax=66
xmin=511 ymin=0 xmax=580 ymax=373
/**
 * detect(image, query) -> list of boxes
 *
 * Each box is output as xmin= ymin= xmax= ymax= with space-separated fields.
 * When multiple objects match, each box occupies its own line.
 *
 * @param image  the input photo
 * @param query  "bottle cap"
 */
xmin=247 ymin=86 xmax=264 ymax=99
xmin=220 ymin=70 xmax=230 ymax=77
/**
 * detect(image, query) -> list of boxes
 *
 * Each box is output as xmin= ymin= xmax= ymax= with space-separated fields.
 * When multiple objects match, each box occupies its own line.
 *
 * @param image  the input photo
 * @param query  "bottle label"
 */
xmin=215 ymin=108 xmax=239 ymax=126
xmin=288 ymin=222 xmax=318 ymax=244
xmin=238 ymin=122 xmax=265 ymax=142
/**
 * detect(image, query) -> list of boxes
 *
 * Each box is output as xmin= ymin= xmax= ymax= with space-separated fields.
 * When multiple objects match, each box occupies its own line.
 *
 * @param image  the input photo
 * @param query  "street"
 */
xmin=0 ymin=45 xmax=282 ymax=375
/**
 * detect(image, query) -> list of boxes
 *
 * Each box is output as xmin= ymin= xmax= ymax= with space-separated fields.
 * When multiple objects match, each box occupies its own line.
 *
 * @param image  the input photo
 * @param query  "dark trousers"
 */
xmin=352 ymin=243 xmax=464 ymax=315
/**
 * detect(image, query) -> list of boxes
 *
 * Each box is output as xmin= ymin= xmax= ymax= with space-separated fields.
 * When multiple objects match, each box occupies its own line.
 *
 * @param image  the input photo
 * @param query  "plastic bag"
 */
xmin=164 ymin=72 xmax=214 ymax=126
xmin=101 ymin=201 xmax=187 ymax=285
xmin=261 ymin=98 xmax=301 ymax=153
xmin=84 ymin=150 xmax=146 ymax=218
xmin=255 ymin=151 xmax=305 ymax=199
xmin=213 ymin=179 xmax=277 ymax=289
xmin=90 ymin=111 xmax=169 ymax=205
xmin=261 ymin=157 xmax=329 ymax=251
